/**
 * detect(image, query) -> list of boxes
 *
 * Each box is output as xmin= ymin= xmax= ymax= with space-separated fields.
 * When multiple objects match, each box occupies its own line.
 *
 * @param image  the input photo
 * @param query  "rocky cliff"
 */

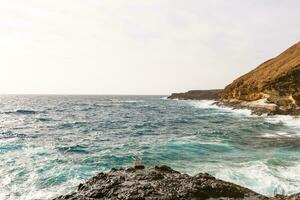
xmin=221 ymin=41 xmax=300 ymax=115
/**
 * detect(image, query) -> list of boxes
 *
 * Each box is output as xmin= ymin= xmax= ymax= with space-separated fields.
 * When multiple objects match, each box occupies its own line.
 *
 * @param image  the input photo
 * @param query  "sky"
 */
xmin=0 ymin=0 xmax=299 ymax=95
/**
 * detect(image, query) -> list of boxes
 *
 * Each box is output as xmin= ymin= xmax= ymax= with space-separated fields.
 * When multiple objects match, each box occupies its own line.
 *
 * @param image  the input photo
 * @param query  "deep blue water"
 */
xmin=0 ymin=95 xmax=300 ymax=199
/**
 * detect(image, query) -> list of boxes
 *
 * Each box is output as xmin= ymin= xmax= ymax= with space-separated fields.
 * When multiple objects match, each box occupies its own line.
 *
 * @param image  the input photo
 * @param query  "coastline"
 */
xmin=216 ymin=99 xmax=300 ymax=116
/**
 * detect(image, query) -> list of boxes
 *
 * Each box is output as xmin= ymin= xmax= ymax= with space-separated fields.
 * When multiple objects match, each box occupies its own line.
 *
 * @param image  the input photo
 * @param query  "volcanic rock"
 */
xmin=52 ymin=165 xmax=267 ymax=200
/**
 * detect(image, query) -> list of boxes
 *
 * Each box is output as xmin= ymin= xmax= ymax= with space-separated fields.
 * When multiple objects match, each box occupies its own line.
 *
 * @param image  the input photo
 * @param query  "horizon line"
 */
xmin=0 ymin=93 xmax=169 ymax=96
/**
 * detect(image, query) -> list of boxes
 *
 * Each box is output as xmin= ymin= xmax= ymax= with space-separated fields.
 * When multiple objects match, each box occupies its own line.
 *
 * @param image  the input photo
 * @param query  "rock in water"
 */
xmin=52 ymin=165 xmax=267 ymax=200
xmin=221 ymin=41 xmax=300 ymax=115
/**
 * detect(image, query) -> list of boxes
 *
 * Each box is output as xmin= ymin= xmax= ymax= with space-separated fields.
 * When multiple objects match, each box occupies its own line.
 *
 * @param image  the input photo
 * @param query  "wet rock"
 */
xmin=52 ymin=165 xmax=268 ymax=200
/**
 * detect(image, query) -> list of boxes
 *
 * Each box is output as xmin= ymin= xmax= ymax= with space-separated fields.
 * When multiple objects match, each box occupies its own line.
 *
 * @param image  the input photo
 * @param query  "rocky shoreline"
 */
xmin=168 ymin=42 xmax=300 ymax=116
xmin=52 ymin=165 xmax=299 ymax=200
xmin=167 ymin=90 xmax=300 ymax=116
xmin=215 ymin=99 xmax=300 ymax=116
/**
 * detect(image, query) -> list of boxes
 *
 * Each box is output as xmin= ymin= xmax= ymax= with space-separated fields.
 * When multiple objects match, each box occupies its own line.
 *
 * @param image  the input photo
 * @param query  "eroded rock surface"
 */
xmin=52 ymin=165 xmax=267 ymax=200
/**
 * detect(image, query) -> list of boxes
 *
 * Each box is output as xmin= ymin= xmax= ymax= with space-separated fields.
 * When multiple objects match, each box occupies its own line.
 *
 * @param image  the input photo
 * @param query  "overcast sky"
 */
xmin=0 ymin=0 xmax=299 ymax=95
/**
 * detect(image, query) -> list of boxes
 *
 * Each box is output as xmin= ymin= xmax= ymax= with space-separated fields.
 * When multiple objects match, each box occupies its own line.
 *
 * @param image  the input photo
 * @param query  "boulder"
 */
xmin=52 ymin=165 xmax=267 ymax=200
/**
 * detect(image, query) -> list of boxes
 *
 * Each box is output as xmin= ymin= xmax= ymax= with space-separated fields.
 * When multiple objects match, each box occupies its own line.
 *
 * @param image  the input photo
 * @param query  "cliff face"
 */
xmin=222 ymin=42 xmax=300 ymax=111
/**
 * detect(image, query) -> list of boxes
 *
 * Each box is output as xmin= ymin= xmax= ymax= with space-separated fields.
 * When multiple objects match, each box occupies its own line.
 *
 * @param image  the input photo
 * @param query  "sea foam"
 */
xmin=265 ymin=115 xmax=300 ymax=129
xmin=210 ymin=161 xmax=300 ymax=196
xmin=189 ymin=100 xmax=252 ymax=116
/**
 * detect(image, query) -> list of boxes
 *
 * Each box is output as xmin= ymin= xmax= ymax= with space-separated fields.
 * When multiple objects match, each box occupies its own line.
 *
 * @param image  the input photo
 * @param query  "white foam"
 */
xmin=277 ymin=132 xmax=292 ymax=136
xmin=225 ymin=108 xmax=253 ymax=116
xmin=189 ymin=100 xmax=253 ymax=116
xmin=260 ymin=133 xmax=278 ymax=138
xmin=189 ymin=100 xmax=219 ymax=109
xmin=191 ymin=161 xmax=300 ymax=196
xmin=265 ymin=115 xmax=300 ymax=128
xmin=111 ymin=99 xmax=144 ymax=103
xmin=19 ymin=179 xmax=81 ymax=200
xmin=260 ymin=132 xmax=294 ymax=138
xmin=170 ymin=137 xmax=228 ymax=146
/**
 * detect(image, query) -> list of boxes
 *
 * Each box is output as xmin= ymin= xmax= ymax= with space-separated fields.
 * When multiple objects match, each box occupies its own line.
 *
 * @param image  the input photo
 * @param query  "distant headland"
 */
xmin=168 ymin=89 xmax=223 ymax=100
xmin=169 ymin=41 xmax=300 ymax=116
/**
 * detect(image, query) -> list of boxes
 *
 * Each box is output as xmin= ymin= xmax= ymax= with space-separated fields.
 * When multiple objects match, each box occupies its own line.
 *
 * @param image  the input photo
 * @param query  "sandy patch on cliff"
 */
xmin=240 ymin=99 xmax=277 ymax=110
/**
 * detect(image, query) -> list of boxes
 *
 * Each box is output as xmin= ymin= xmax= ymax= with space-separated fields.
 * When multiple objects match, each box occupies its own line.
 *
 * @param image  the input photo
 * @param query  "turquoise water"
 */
xmin=0 ymin=95 xmax=300 ymax=199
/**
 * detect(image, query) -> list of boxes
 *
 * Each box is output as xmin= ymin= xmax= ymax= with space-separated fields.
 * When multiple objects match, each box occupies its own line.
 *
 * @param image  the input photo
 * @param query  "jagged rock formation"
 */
xmin=53 ymin=165 xmax=267 ymax=200
xmin=168 ymin=90 xmax=222 ymax=100
xmin=52 ymin=165 xmax=300 ymax=200
xmin=221 ymin=41 xmax=300 ymax=115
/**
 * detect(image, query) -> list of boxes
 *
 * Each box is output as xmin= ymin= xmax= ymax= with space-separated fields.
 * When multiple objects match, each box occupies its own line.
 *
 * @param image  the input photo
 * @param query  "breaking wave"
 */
xmin=0 ymin=95 xmax=300 ymax=199
xmin=265 ymin=115 xmax=300 ymax=128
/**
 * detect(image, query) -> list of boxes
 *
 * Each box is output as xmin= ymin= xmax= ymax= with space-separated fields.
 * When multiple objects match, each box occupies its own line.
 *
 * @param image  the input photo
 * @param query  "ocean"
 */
xmin=0 ymin=95 xmax=300 ymax=199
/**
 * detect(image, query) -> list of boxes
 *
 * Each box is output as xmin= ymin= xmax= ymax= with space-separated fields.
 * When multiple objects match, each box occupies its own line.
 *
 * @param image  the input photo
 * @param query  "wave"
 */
xmin=35 ymin=117 xmax=53 ymax=122
xmin=110 ymin=99 xmax=144 ymax=103
xmin=80 ymin=107 xmax=94 ymax=111
xmin=56 ymin=145 xmax=90 ymax=154
xmin=259 ymin=132 xmax=296 ymax=138
xmin=0 ymin=166 xmax=83 ymax=200
xmin=58 ymin=121 xmax=89 ymax=129
xmin=16 ymin=109 xmax=36 ymax=114
xmin=265 ymin=115 xmax=300 ymax=129
xmin=198 ymin=161 xmax=300 ymax=196
xmin=3 ymin=109 xmax=37 ymax=115
xmin=0 ymin=131 xmax=26 ymax=139
xmin=189 ymin=100 xmax=252 ymax=116
xmin=189 ymin=100 xmax=219 ymax=109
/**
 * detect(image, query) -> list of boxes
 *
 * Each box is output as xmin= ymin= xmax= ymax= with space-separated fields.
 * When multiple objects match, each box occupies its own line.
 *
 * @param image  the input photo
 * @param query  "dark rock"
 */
xmin=52 ymin=165 xmax=268 ymax=200
xmin=77 ymin=183 xmax=86 ymax=191
xmin=168 ymin=90 xmax=223 ymax=100
xmin=134 ymin=165 xmax=145 ymax=170
xmin=154 ymin=165 xmax=178 ymax=173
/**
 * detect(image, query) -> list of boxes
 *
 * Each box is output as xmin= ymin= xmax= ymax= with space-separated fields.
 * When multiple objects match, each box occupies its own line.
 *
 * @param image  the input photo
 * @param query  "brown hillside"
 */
xmin=222 ymin=41 xmax=300 ymax=108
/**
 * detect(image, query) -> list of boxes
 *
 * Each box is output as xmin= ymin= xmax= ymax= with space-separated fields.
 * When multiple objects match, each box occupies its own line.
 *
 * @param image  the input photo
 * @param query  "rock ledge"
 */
xmin=52 ymin=165 xmax=300 ymax=200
